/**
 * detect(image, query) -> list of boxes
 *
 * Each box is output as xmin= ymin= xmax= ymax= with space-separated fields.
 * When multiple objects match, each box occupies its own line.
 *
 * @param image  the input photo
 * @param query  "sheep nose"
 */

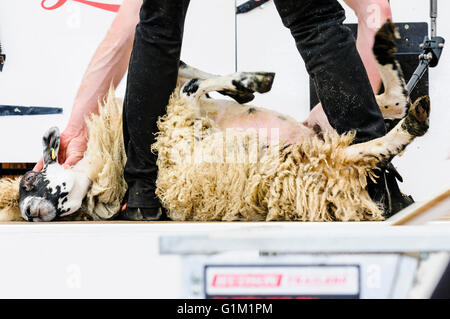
xmin=25 ymin=207 xmax=32 ymax=218
xmin=25 ymin=206 xmax=35 ymax=221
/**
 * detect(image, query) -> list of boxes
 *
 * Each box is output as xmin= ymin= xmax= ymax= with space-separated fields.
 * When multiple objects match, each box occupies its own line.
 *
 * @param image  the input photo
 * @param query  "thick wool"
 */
xmin=81 ymin=88 xmax=127 ymax=220
xmin=0 ymin=87 xmax=384 ymax=222
xmin=153 ymin=90 xmax=385 ymax=221
xmin=0 ymin=177 xmax=22 ymax=221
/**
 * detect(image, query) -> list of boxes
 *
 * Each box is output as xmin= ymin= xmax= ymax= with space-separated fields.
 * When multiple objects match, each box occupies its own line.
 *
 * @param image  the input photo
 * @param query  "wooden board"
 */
xmin=389 ymin=188 xmax=450 ymax=225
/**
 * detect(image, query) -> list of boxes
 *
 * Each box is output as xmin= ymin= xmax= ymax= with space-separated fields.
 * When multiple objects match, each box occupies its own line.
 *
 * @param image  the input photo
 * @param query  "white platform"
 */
xmin=0 ymin=220 xmax=449 ymax=298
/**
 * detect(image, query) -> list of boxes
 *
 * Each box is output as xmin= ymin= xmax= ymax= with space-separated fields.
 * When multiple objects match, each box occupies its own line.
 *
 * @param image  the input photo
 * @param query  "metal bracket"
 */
xmin=407 ymin=35 xmax=445 ymax=93
xmin=407 ymin=0 xmax=445 ymax=93
xmin=0 ymin=105 xmax=63 ymax=116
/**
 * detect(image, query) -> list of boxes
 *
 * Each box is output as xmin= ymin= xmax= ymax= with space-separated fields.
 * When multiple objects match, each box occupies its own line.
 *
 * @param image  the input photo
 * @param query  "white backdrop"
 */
xmin=0 ymin=0 xmax=448 ymax=201
xmin=0 ymin=0 xmax=235 ymax=163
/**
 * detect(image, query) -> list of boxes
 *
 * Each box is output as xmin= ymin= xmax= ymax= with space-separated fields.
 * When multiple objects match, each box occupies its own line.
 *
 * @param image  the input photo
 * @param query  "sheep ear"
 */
xmin=42 ymin=127 xmax=60 ymax=166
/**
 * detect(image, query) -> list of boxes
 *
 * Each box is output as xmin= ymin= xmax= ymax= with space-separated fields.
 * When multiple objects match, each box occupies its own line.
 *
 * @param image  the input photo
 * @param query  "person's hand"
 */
xmin=33 ymin=127 xmax=88 ymax=172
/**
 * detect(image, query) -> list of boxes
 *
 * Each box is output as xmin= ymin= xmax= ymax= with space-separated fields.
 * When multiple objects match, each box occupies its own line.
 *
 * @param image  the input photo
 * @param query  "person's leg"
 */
xmin=273 ymin=0 xmax=386 ymax=144
xmin=122 ymin=0 xmax=190 ymax=220
xmin=305 ymin=0 xmax=392 ymax=131
xmin=273 ymin=0 xmax=394 ymax=212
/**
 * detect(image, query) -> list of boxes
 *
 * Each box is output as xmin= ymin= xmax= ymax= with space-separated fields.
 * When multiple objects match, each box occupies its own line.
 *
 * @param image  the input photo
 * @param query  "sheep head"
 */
xmin=19 ymin=127 xmax=91 ymax=222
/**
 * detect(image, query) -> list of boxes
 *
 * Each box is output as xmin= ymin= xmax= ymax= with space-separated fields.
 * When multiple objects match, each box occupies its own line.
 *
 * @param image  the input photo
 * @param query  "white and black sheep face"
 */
xmin=19 ymin=127 xmax=89 ymax=222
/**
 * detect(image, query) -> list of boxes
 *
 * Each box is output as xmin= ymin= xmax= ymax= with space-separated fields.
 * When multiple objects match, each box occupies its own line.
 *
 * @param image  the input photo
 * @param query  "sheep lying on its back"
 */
xmin=153 ymin=86 xmax=428 ymax=222
xmin=0 ymin=21 xmax=430 ymax=222
xmin=153 ymin=21 xmax=428 ymax=221
xmin=154 ymin=91 xmax=383 ymax=221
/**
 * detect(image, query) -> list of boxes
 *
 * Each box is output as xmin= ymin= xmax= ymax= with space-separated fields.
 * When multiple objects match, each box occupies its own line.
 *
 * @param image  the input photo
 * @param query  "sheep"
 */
xmin=0 ymin=89 xmax=126 ymax=222
xmin=0 ymin=21 xmax=430 ymax=222
xmin=153 ymin=21 xmax=427 ymax=221
xmin=153 ymin=84 xmax=428 ymax=222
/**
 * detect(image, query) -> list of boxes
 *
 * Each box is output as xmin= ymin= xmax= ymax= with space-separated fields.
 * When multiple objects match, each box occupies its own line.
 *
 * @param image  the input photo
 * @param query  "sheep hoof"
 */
xmin=42 ymin=127 xmax=60 ymax=145
xmin=402 ymin=96 xmax=430 ymax=136
xmin=218 ymin=89 xmax=255 ymax=104
xmin=233 ymin=72 xmax=275 ymax=95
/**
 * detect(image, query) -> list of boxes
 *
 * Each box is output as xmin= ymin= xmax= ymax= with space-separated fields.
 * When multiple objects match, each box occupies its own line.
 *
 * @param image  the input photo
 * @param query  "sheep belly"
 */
xmin=209 ymin=100 xmax=312 ymax=145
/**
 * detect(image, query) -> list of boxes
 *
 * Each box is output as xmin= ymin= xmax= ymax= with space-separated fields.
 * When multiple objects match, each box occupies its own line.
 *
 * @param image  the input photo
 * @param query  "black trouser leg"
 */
xmin=273 ymin=0 xmax=393 ymax=212
xmin=273 ymin=0 xmax=386 ymax=143
xmin=123 ymin=0 xmax=190 ymax=208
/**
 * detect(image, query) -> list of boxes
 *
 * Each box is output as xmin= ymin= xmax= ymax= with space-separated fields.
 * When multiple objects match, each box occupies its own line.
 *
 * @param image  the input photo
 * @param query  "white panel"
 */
xmin=0 ymin=222 xmax=447 ymax=298
xmin=0 ymin=0 xmax=235 ymax=163
xmin=182 ymin=0 xmax=236 ymax=75
xmin=236 ymin=1 xmax=310 ymax=122
xmin=0 ymin=0 xmax=121 ymax=162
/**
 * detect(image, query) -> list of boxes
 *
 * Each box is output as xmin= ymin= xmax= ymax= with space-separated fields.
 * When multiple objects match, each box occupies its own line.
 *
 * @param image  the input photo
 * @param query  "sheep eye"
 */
xmin=24 ymin=173 xmax=35 ymax=183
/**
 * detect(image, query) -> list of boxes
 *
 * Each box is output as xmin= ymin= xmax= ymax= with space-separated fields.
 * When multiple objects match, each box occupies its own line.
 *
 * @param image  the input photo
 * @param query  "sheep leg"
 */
xmin=178 ymin=61 xmax=217 ymax=83
xmin=181 ymin=72 xmax=275 ymax=106
xmin=178 ymin=62 xmax=260 ymax=104
xmin=345 ymin=96 xmax=430 ymax=164
xmin=373 ymin=20 xmax=410 ymax=119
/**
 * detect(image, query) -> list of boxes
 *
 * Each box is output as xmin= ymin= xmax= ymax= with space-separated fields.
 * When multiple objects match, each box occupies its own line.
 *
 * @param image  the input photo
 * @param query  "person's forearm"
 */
xmin=65 ymin=0 xmax=142 ymax=136
xmin=66 ymin=35 xmax=133 ymax=136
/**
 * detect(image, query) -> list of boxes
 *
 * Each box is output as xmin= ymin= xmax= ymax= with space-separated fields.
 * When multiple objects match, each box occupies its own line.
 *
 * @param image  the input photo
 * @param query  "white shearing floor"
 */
xmin=0 ymin=220 xmax=449 ymax=298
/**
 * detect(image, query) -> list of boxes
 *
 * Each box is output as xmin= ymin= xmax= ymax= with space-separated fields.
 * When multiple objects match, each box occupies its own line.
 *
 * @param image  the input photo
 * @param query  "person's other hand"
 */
xmin=33 ymin=127 xmax=87 ymax=172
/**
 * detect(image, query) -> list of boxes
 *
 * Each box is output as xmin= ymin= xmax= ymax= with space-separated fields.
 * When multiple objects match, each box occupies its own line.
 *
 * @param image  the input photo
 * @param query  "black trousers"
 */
xmin=123 ymin=0 xmax=386 ymax=208
xmin=273 ymin=0 xmax=386 ymax=141
xmin=123 ymin=0 xmax=190 ymax=208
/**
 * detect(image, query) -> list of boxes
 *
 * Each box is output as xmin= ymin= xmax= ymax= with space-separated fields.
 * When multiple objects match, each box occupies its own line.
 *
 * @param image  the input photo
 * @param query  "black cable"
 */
xmin=236 ymin=0 xmax=270 ymax=14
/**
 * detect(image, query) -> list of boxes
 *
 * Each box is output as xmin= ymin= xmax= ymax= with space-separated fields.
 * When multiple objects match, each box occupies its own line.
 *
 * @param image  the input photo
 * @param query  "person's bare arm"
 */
xmin=34 ymin=0 xmax=142 ymax=171
xmin=344 ymin=0 xmax=392 ymax=93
